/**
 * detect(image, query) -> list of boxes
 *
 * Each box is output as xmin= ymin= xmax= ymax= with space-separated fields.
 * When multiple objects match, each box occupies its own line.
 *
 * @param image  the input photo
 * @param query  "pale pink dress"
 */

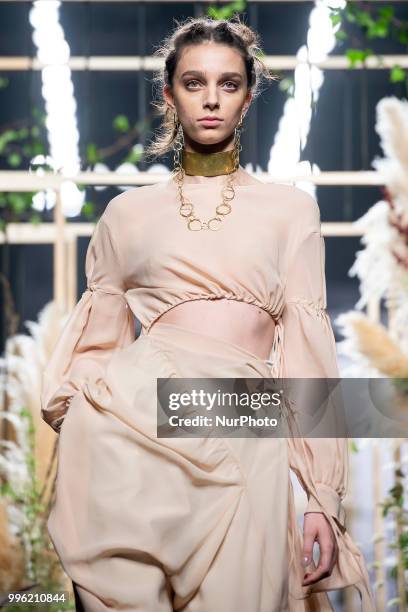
xmin=41 ymin=167 xmax=375 ymax=611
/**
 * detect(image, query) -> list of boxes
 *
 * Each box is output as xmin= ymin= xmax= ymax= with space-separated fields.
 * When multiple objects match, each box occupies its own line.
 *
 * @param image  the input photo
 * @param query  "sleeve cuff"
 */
xmin=304 ymin=482 xmax=346 ymax=531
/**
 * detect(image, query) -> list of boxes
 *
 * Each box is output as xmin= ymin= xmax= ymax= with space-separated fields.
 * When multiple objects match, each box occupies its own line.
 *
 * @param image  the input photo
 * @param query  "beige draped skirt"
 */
xmin=48 ymin=321 xmax=337 ymax=611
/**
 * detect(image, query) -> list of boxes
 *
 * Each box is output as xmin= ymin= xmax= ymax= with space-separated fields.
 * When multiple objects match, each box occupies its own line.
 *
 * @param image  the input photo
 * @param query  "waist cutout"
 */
xmin=145 ymin=321 xmax=276 ymax=370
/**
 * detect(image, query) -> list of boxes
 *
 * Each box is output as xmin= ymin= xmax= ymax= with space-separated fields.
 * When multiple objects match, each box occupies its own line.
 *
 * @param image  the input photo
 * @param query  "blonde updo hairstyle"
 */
xmin=144 ymin=15 xmax=280 ymax=162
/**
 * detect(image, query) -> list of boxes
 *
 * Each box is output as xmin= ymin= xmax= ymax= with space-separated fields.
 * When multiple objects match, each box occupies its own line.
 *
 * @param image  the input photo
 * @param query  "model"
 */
xmin=41 ymin=16 xmax=375 ymax=612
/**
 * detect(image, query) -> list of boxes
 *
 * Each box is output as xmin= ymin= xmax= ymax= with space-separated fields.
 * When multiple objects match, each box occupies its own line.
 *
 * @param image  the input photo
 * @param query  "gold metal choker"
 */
xmin=181 ymin=149 xmax=237 ymax=177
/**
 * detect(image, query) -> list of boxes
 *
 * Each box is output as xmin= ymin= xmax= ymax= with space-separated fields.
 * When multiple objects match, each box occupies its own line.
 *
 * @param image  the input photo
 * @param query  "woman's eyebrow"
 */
xmin=180 ymin=70 xmax=242 ymax=80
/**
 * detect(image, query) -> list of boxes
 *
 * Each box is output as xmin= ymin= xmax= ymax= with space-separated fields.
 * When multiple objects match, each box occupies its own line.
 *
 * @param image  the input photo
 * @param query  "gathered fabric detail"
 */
xmin=263 ymin=299 xmax=332 ymax=380
xmin=286 ymin=298 xmax=327 ymax=320
xmin=139 ymin=292 xmax=285 ymax=335
xmin=87 ymin=281 xmax=126 ymax=296
xmin=264 ymin=317 xmax=286 ymax=378
xmin=41 ymin=286 xmax=135 ymax=434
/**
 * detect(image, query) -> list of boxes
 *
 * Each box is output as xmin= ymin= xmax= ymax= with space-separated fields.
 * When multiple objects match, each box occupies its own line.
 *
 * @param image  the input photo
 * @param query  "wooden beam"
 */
xmin=0 ymin=170 xmax=385 ymax=190
xmin=1 ymin=55 xmax=407 ymax=71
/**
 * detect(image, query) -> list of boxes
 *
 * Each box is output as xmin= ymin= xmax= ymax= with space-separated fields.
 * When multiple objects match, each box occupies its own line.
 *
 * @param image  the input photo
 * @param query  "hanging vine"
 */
xmin=329 ymin=2 xmax=408 ymax=96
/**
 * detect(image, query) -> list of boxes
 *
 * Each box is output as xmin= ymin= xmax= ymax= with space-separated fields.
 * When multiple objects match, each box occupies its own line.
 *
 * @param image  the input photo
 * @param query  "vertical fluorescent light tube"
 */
xmin=268 ymin=0 xmax=346 ymax=195
xmin=29 ymin=0 xmax=83 ymax=216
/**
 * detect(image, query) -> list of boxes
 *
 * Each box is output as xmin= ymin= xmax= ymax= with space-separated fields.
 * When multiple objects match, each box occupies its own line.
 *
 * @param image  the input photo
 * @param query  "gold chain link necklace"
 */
xmin=171 ymin=119 xmax=243 ymax=231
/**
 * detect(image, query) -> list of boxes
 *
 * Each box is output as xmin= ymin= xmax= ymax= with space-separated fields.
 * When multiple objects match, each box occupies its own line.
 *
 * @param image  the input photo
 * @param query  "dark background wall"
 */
xmin=1 ymin=1 xmax=407 ymax=347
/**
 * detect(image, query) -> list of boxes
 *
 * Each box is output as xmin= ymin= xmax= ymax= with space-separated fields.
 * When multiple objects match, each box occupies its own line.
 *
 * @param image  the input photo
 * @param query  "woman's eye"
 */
xmin=185 ymin=80 xmax=238 ymax=90
xmin=224 ymin=81 xmax=238 ymax=90
xmin=186 ymin=80 xmax=200 ymax=89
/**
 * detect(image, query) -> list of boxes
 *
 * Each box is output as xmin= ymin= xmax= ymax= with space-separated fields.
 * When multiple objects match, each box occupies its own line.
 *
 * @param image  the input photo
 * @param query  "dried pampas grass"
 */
xmin=0 ymin=301 xmax=62 ymax=497
xmin=339 ymin=96 xmax=408 ymax=375
xmin=0 ymin=301 xmax=68 ymax=593
xmin=0 ymin=497 xmax=25 ymax=593
xmin=336 ymin=310 xmax=408 ymax=378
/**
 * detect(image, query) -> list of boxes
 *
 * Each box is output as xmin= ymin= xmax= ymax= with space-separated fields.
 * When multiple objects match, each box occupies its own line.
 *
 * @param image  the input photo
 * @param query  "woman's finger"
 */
xmin=301 ymin=521 xmax=317 ymax=570
xmin=302 ymin=520 xmax=336 ymax=586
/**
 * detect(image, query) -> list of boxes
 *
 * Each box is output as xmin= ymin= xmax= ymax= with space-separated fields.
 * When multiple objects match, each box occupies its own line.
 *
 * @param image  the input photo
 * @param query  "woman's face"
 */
xmin=164 ymin=42 xmax=252 ymax=153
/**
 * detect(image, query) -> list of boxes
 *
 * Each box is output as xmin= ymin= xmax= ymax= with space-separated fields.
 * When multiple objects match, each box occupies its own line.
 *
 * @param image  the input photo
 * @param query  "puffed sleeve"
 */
xmin=280 ymin=193 xmax=348 ymax=530
xmin=280 ymin=193 xmax=375 ymax=609
xmin=41 ymin=206 xmax=135 ymax=434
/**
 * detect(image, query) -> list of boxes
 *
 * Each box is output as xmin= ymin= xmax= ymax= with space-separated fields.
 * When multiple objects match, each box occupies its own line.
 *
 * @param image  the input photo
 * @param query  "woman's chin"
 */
xmin=189 ymin=132 xmax=231 ymax=147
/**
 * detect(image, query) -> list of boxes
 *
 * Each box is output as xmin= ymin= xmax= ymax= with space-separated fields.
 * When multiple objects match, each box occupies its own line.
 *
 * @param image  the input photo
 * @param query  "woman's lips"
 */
xmin=198 ymin=119 xmax=222 ymax=126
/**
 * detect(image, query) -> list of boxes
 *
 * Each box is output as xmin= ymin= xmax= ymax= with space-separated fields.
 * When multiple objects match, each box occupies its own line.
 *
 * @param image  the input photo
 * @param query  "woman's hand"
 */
xmin=301 ymin=511 xmax=338 ymax=587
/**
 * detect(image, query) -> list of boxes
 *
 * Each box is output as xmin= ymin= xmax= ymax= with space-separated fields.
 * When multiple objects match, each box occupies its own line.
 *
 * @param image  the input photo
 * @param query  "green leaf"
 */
xmin=86 ymin=143 xmax=100 ymax=164
xmin=346 ymin=49 xmax=366 ymax=67
xmin=329 ymin=13 xmax=342 ymax=27
xmin=81 ymin=201 xmax=95 ymax=219
xmin=378 ymin=6 xmax=394 ymax=22
xmin=399 ymin=531 xmax=408 ymax=549
xmin=382 ymin=503 xmax=392 ymax=517
xmin=113 ymin=114 xmax=130 ymax=133
xmin=346 ymin=48 xmax=374 ymax=67
xmin=8 ymin=193 xmax=27 ymax=214
xmin=345 ymin=9 xmax=357 ymax=24
xmin=207 ymin=0 xmax=245 ymax=20
xmin=1 ymin=481 xmax=14 ymax=496
xmin=30 ymin=213 xmax=42 ymax=225
xmin=390 ymin=65 xmax=406 ymax=83
xmin=32 ymin=141 xmax=45 ymax=155
xmin=7 ymin=152 xmax=22 ymax=167
xmin=124 ymin=144 xmax=143 ymax=164
xmin=22 ymin=144 xmax=33 ymax=156
xmin=388 ymin=565 xmax=398 ymax=579
xmin=16 ymin=128 xmax=29 ymax=139
xmin=367 ymin=22 xmax=389 ymax=39
xmin=389 ymin=483 xmax=403 ymax=498
xmin=355 ymin=11 xmax=373 ymax=30
xmin=335 ymin=30 xmax=348 ymax=42
xmin=31 ymin=125 xmax=40 ymax=138
xmin=398 ymin=25 xmax=408 ymax=45
xmin=0 ymin=130 xmax=18 ymax=153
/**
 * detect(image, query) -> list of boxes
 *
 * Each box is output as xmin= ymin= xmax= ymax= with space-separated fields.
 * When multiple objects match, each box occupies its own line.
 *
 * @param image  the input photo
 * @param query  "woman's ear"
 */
xmin=163 ymin=84 xmax=175 ymax=110
xmin=244 ymin=89 xmax=253 ymax=113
